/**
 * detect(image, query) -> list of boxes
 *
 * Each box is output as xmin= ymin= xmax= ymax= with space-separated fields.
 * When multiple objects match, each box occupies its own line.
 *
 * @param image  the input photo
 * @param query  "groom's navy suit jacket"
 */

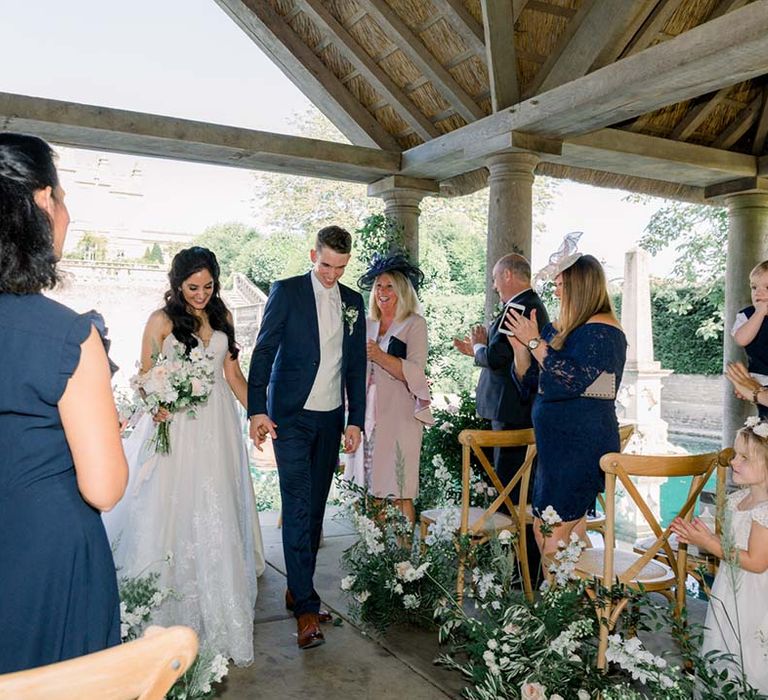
xmin=247 ymin=272 xmax=366 ymax=428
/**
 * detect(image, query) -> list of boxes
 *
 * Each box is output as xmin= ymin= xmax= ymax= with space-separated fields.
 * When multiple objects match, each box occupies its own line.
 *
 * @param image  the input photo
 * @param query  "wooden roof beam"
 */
xmin=356 ymin=0 xmax=485 ymax=123
xmin=0 ymin=92 xmax=401 ymax=183
xmin=430 ymin=0 xmax=485 ymax=56
xmin=620 ymin=0 xmax=684 ymax=58
xmin=671 ymin=87 xmax=731 ymax=141
xmin=481 ymin=0 xmax=520 ymax=110
xmin=401 ymin=1 xmax=768 ymax=178
xmin=753 ymin=87 xmax=768 ymax=155
xmin=526 ymin=0 xmax=641 ymax=96
xmin=713 ymin=94 xmax=763 ymax=149
xmin=213 ymin=0 xmax=400 ymax=150
xmin=296 ymin=0 xmax=440 ymax=141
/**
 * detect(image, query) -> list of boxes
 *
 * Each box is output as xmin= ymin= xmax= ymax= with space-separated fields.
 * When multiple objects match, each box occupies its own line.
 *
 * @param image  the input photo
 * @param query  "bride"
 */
xmin=105 ymin=246 xmax=265 ymax=665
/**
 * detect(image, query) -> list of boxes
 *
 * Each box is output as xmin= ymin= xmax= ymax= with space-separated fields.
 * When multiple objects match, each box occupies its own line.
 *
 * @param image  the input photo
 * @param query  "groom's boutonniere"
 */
xmin=341 ymin=302 xmax=358 ymax=336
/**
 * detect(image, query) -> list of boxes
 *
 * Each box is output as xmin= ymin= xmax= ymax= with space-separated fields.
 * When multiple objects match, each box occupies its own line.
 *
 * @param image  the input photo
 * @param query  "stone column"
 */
xmin=723 ymin=193 xmax=768 ymax=446
xmin=367 ymin=176 xmax=439 ymax=261
xmin=485 ymin=152 xmax=540 ymax=319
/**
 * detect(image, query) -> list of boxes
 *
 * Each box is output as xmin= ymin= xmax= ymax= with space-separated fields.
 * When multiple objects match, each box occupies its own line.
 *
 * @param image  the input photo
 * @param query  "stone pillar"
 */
xmin=723 ymin=193 xmax=768 ymax=446
xmin=367 ymin=176 xmax=439 ymax=261
xmin=618 ymin=247 xmax=673 ymax=454
xmin=485 ymin=152 xmax=540 ymax=319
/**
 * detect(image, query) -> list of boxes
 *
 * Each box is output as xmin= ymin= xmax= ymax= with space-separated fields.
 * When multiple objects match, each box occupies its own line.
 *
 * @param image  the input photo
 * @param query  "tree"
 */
xmin=195 ymin=222 xmax=260 ymax=282
xmin=632 ymin=197 xmax=727 ymax=342
xmin=69 ymin=231 xmax=109 ymax=261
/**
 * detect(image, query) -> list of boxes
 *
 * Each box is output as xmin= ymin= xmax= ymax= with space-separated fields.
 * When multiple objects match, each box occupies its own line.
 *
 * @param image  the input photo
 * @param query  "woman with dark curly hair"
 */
xmin=0 ymin=133 xmax=128 ymax=673
xmin=105 ymin=246 xmax=265 ymax=666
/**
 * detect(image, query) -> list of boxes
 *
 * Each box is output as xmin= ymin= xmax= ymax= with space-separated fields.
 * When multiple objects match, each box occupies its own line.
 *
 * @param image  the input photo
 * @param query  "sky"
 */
xmin=0 ymin=0 xmax=679 ymax=279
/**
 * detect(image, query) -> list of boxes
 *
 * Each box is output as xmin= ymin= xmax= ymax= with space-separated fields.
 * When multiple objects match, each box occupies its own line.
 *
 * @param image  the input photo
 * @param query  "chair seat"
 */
xmin=576 ymin=547 xmax=676 ymax=588
xmin=633 ymin=533 xmax=719 ymax=575
xmin=420 ymin=506 xmax=513 ymax=532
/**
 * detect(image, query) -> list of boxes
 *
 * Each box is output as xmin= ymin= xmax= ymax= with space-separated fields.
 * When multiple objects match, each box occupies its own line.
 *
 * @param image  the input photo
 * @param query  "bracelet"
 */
xmin=753 ymin=386 xmax=766 ymax=404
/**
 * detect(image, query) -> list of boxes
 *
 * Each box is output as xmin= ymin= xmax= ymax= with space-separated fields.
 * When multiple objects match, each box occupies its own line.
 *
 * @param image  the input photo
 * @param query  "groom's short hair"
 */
xmin=316 ymin=225 xmax=352 ymax=254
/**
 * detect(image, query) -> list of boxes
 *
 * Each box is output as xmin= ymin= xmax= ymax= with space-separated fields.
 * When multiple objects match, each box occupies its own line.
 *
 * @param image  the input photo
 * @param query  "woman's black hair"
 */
xmin=163 ymin=246 xmax=239 ymax=359
xmin=0 ymin=133 xmax=60 ymax=293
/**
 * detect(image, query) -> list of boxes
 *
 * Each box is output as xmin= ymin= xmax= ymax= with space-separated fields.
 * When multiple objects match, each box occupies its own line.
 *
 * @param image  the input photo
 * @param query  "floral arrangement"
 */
xmin=337 ymin=479 xmax=464 ymax=634
xmin=417 ymin=391 xmax=491 ymax=511
xmin=341 ymin=301 xmax=359 ymax=336
xmin=118 ymin=566 xmax=229 ymax=700
xmin=130 ymin=344 xmax=215 ymax=454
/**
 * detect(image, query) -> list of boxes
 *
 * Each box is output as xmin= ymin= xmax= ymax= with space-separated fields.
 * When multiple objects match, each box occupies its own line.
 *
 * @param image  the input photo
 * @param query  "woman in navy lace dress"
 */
xmin=0 ymin=134 xmax=128 ymax=672
xmin=504 ymin=254 xmax=626 ymax=562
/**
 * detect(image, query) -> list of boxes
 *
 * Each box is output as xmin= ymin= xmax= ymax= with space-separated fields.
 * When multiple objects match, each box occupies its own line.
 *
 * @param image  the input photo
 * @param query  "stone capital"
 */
xmin=366 ymin=175 xmax=439 ymax=200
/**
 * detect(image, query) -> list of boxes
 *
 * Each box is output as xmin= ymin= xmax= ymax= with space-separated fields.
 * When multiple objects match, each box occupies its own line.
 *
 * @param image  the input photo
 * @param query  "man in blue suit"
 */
xmin=247 ymin=226 xmax=366 ymax=649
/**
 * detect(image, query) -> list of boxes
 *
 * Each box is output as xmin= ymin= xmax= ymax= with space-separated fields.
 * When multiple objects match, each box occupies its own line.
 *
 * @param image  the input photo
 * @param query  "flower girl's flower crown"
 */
xmin=744 ymin=415 xmax=768 ymax=438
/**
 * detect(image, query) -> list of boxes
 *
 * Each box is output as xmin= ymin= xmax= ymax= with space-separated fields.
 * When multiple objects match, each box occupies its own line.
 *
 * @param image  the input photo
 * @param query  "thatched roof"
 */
xmin=212 ymin=0 xmax=768 ymax=201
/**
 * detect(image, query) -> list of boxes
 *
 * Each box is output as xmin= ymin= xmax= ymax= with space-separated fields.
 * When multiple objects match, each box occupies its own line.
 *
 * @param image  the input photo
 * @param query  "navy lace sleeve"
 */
xmin=511 ymin=323 xmax=556 ymax=400
xmin=539 ymin=324 xmax=624 ymax=401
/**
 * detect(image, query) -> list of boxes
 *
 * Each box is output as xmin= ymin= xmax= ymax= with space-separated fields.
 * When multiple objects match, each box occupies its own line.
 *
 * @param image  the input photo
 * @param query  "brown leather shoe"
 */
xmin=285 ymin=589 xmax=332 ymax=623
xmin=297 ymin=612 xmax=325 ymax=650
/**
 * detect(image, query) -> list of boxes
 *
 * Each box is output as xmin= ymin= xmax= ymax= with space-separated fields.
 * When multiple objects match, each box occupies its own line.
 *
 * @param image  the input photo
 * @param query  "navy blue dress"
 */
xmin=523 ymin=322 xmax=627 ymax=522
xmin=0 ymin=294 xmax=121 ymax=673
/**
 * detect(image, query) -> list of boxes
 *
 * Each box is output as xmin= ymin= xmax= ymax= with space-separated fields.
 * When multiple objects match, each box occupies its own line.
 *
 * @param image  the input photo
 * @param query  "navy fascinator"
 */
xmin=357 ymin=252 xmax=425 ymax=292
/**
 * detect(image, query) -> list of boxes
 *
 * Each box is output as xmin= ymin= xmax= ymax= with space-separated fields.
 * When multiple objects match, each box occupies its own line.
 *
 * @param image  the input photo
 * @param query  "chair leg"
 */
xmin=419 ymin=518 xmax=428 ymax=556
xmin=597 ymin=606 xmax=610 ymax=670
xmin=517 ymin=528 xmax=532 ymax=602
xmin=456 ymin=550 xmax=465 ymax=606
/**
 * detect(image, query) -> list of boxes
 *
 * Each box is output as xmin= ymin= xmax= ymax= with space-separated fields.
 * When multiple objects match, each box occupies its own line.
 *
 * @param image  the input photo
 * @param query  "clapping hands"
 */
xmin=726 ymin=361 xmax=762 ymax=402
xmin=670 ymin=516 xmax=715 ymax=551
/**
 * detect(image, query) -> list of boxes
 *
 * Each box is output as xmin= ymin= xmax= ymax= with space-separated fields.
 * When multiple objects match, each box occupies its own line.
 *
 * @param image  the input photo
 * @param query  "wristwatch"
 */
xmin=527 ymin=337 xmax=542 ymax=351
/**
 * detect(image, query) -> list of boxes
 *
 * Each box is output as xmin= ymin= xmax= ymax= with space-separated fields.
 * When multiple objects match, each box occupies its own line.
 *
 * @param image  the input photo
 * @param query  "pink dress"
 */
xmin=344 ymin=314 xmax=433 ymax=499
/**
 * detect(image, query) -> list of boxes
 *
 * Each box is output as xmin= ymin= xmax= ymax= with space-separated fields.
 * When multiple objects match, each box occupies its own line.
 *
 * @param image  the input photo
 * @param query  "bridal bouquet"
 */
xmin=130 ymin=344 xmax=216 ymax=455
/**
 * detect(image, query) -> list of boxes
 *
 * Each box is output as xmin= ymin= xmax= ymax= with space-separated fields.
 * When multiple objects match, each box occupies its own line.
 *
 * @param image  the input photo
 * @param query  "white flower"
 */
xmin=341 ymin=302 xmax=359 ymax=335
xmin=520 ymin=681 xmax=548 ymax=700
xmin=402 ymin=594 xmax=420 ymax=609
xmin=393 ymin=582 xmax=403 ymax=594
xmin=354 ymin=590 xmax=371 ymax=603
xmin=482 ymin=650 xmax=496 ymax=666
xmin=444 ymin=403 xmax=459 ymax=414
xmin=577 ymin=692 xmax=590 ymax=700
xmin=745 ymin=416 xmax=760 ymax=427
xmin=209 ymin=654 xmax=229 ymax=683
xmin=340 ymin=575 xmax=356 ymax=591
xmin=540 ymin=505 xmax=562 ymax=526
xmin=439 ymin=421 xmax=453 ymax=432
xmin=549 ymin=695 xmax=564 ymax=700
xmin=487 ymin=639 xmax=498 ymax=650
xmin=498 ymin=529 xmax=512 ymax=544
xmin=432 ymin=454 xmax=445 ymax=468
xmin=503 ymin=622 xmax=520 ymax=635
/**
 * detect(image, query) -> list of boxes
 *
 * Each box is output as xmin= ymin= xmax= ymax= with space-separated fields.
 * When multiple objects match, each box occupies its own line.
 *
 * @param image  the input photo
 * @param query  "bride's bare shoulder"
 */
xmin=144 ymin=309 xmax=173 ymax=336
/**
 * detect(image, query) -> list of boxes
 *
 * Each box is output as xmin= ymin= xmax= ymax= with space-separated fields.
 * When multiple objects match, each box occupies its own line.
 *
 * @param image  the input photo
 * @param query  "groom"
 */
xmin=247 ymin=225 xmax=366 ymax=649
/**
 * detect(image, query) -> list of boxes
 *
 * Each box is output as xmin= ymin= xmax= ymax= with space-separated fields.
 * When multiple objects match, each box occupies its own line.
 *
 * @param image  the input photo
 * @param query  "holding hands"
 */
xmin=249 ymin=413 xmax=278 ymax=452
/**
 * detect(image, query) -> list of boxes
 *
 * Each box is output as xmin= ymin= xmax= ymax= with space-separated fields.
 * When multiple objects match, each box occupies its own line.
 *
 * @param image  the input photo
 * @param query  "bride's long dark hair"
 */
xmin=163 ymin=246 xmax=239 ymax=359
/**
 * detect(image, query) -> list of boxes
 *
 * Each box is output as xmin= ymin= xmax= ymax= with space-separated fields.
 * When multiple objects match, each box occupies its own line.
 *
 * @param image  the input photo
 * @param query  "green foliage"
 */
xmin=651 ymin=280 xmax=724 ymax=375
xmin=354 ymin=213 xmax=405 ymax=268
xmin=249 ymin=468 xmax=281 ymax=512
xmin=417 ymin=391 xmax=488 ymax=512
xmin=194 ymin=222 xmax=259 ymax=283
xmin=66 ymin=231 xmax=109 ymax=261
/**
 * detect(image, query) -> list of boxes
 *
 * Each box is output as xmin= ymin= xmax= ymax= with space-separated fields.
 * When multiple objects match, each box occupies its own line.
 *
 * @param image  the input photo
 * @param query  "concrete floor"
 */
xmin=216 ymin=510 xmax=707 ymax=700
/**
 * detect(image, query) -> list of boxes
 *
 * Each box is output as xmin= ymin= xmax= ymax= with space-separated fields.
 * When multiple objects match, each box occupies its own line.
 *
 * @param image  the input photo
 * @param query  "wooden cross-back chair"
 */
xmin=574 ymin=449 xmax=727 ymax=670
xmin=420 ymin=428 xmax=537 ymax=603
xmin=0 ymin=626 xmax=198 ymax=700
xmin=632 ymin=448 xmax=731 ymax=584
xmin=585 ymin=423 xmax=636 ymax=536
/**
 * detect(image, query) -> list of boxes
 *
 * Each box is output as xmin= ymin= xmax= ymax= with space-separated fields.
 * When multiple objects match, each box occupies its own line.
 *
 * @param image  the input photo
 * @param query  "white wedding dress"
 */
xmin=105 ymin=330 xmax=266 ymax=666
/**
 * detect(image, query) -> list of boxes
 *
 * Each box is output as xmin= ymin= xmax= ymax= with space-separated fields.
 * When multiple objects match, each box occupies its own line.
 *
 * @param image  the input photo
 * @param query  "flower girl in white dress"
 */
xmin=105 ymin=247 xmax=265 ymax=666
xmin=672 ymin=421 xmax=768 ymax=694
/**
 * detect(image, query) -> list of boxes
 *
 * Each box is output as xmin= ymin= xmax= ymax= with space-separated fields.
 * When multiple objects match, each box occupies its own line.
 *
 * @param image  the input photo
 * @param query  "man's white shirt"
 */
xmin=304 ymin=272 xmax=343 ymax=411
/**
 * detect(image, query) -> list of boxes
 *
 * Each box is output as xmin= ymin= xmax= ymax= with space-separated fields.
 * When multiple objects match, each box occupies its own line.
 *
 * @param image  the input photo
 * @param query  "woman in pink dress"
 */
xmin=344 ymin=253 xmax=433 ymax=524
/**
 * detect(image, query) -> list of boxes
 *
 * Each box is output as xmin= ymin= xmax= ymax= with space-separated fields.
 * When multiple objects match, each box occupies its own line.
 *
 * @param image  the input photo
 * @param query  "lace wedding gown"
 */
xmin=105 ymin=330 xmax=265 ymax=666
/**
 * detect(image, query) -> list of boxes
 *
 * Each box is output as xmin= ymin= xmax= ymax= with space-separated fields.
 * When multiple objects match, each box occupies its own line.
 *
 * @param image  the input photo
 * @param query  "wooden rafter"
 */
xmin=296 ymin=0 xmax=440 ymax=141
xmin=430 ymin=0 xmax=485 ymax=56
xmin=590 ymin=0 xmax=659 ymax=70
xmin=525 ymin=1 xmax=576 ymax=20
xmin=753 ymin=87 xmax=768 ymax=155
xmin=526 ymin=0 xmax=641 ymax=96
xmin=481 ymin=0 xmax=519 ymax=110
xmin=401 ymin=2 xmax=768 ymax=178
xmin=713 ymin=94 xmax=763 ymax=149
xmin=356 ymin=0 xmax=485 ymax=123
xmin=620 ymin=0 xmax=684 ymax=58
xmin=0 ymin=92 xmax=401 ymax=183
xmin=213 ymin=0 xmax=400 ymax=150
xmin=671 ymin=88 xmax=731 ymax=141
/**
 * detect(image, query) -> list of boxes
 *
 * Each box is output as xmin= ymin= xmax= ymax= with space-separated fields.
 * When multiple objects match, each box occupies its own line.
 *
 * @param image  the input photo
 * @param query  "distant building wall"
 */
xmin=660 ymin=374 xmax=723 ymax=437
